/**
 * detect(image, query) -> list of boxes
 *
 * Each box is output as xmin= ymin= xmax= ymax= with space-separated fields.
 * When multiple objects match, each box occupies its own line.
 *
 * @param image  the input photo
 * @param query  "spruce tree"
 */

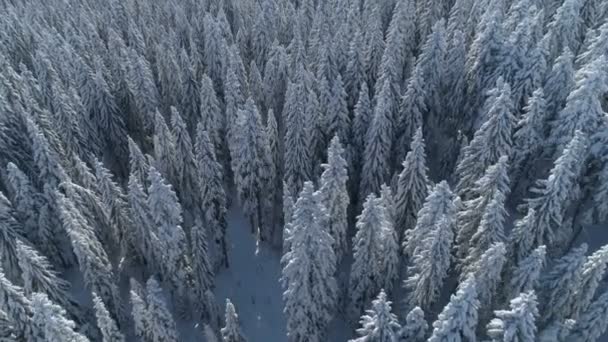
xmin=464 ymin=242 xmax=507 ymax=321
xmin=318 ymin=136 xmax=349 ymax=263
xmin=404 ymin=181 xmax=456 ymax=257
xmin=281 ymin=182 xmax=337 ymax=342
xmin=405 ymin=215 xmax=453 ymax=311
xmin=92 ymin=293 xmax=125 ymax=342
xmin=568 ymin=289 xmax=608 ymax=342
xmin=221 ymin=299 xmax=247 ymax=342
xmin=427 ymin=276 xmax=479 ymax=342
xmin=325 ymin=75 xmax=350 ymax=149
xmin=153 ymin=110 xmax=178 ymax=186
xmin=129 ymin=279 xmax=150 ymax=341
xmin=147 ymin=166 xmax=191 ymax=299
xmin=486 ymin=291 xmax=539 ymax=342
xmin=127 ymin=174 xmax=160 ymax=273
xmin=350 ymin=290 xmax=401 ymax=342
xmin=190 ymin=218 xmax=214 ymax=319
xmin=399 ymin=306 xmax=428 ymax=342
xmin=395 ymin=67 xmax=426 ymax=166
xmin=394 ymin=128 xmax=429 ymax=239
xmin=127 ymin=137 xmax=149 ymax=187
xmin=5 ymin=162 xmax=42 ymax=244
xmin=540 ymin=243 xmax=588 ymax=324
xmin=524 ymin=130 xmax=588 ymax=249
xmin=456 ymin=81 xmax=515 ymax=198
xmin=195 ymin=125 xmax=228 ymax=267
xmin=170 ymin=107 xmax=199 ymax=214
xmin=30 ymin=292 xmax=90 ymax=342
xmin=233 ymin=98 xmax=272 ymax=240
xmin=0 ymin=268 xmax=33 ymax=340
xmin=360 ymin=79 xmax=394 ymax=198
xmin=507 ymin=245 xmax=546 ymax=301
xmin=572 ymin=244 xmax=608 ymax=318
xmin=543 ymin=48 xmax=575 ymax=118
xmin=146 ymin=277 xmax=179 ymax=342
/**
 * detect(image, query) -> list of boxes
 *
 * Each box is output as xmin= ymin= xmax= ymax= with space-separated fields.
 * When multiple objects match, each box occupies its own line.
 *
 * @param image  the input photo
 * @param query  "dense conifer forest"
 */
xmin=0 ymin=0 xmax=607 ymax=340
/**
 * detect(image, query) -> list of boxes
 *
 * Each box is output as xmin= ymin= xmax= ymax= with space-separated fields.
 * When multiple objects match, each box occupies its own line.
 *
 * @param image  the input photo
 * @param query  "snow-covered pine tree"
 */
xmin=147 ymin=166 xmax=192 ymax=300
xmin=221 ymin=299 xmax=247 ymax=342
xmin=486 ymin=291 xmax=539 ymax=342
xmin=543 ymin=0 xmax=585 ymax=63
xmin=146 ymin=277 xmax=179 ymax=342
xmin=199 ymin=74 xmax=225 ymax=163
xmin=456 ymin=156 xmax=510 ymax=261
xmin=349 ymin=290 xmax=401 ymax=342
xmin=325 ymin=75 xmax=350 ymax=151
xmin=427 ymin=275 xmax=479 ymax=342
xmin=543 ymin=48 xmax=575 ymax=119
xmin=266 ymin=110 xmax=282 ymax=242
xmin=395 ymin=66 xmax=426 ymax=167
xmin=462 ymin=191 xmax=507 ymax=269
xmin=283 ymin=75 xmax=312 ymax=197
xmin=263 ymin=42 xmax=289 ymax=119
xmin=15 ymin=240 xmax=80 ymax=318
xmin=127 ymin=174 xmax=160 ymax=273
xmin=0 ymin=267 xmax=33 ymax=340
xmin=568 ymin=288 xmax=608 ymax=342
xmin=195 ymin=125 xmax=228 ymax=267
xmin=511 ymin=88 xmax=548 ymax=186
xmin=394 ymin=128 xmax=429 ymax=240
xmin=404 ymin=181 xmax=456 ymax=257
xmin=549 ymin=56 xmax=607 ymax=156
xmin=178 ymin=50 xmax=200 ymax=130
xmin=170 ymin=107 xmax=199 ymax=214
xmin=0 ymin=192 xmax=25 ymax=282
xmin=351 ymin=82 xmax=372 ymax=197
xmin=129 ymin=279 xmax=150 ymax=341
xmin=57 ymin=193 xmax=124 ymax=325
xmin=92 ymin=292 xmax=125 ymax=342
xmin=398 ymin=306 xmax=428 ymax=342
xmin=379 ymin=186 xmax=400 ymax=294
xmin=572 ymin=244 xmax=608 ymax=318
xmin=507 ymin=245 xmax=546 ymax=301
xmin=349 ymin=193 xmax=389 ymax=317
xmin=5 ymin=162 xmax=42 ymax=244
xmin=233 ymin=98 xmax=272 ymax=240
xmin=281 ymin=182 xmax=337 ymax=342
xmin=456 ymin=80 xmax=515 ymax=198
xmin=30 ymin=292 xmax=90 ymax=342
xmin=524 ymin=130 xmax=588 ymax=249
xmin=360 ymin=79 xmax=395 ymax=198
xmin=318 ymin=136 xmax=349 ymax=263
xmin=405 ymin=215 xmax=453 ymax=311
xmin=540 ymin=243 xmax=588 ymax=325
xmin=344 ymin=27 xmax=366 ymax=111
xmin=463 ymin=242 xmax=507 ymax=321
xmin=127 ymin=137 xmax=149 ymax=187
xmin=190 ymin=218 xmax=214 ymax=319
xmin=153 ymin=110 xmax=178 ymax=187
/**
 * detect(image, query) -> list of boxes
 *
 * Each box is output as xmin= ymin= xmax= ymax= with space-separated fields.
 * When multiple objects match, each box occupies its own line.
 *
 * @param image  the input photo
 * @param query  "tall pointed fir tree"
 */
xmin=394 ymin=128 xmax=429 ymax=240
xmin=318 ymin=136 xmax=349 ymax=263
xmin=540 ymin=243 xmax=588 ymax=325
xmin=0 ymin=267 xmax=33 ymax=340
xmin=153 ymin=110 xmax=178 ymax=187
xmin=395 ymin=65 xmax=426 ymax=167
xmin=349 ymin=194 xmax=395 ymax=317
xmin=199 ymin=74 xmax=225 ymax=168
xmin=350 ymin=290 xmax=401 ymax=342
xmin=427 ymin=276 xmax=480 ymax=342
xmin=543 ymin=0 xmax=585 ymax=63
xmin=325 ymin=75 xmax=350 ymax=151
xmin=30 ymin=292 xmax=90 ymax=342
xmin=57 ymin=193 xmax=124 ymax=325
xmin=351 ymin=82 xmax=372 ymax=197
xmin=130 ymin=279 xmax=150 ymax=341
xmin=405 ymin=215 xmax=454 ymax=311
xmin=360 ymin=79 xmax=394 ymax=198
xmin=507 ymin=245 xmax=546 ymax=301
xmin=572 ymin=244 xmax=608 ymax=318
xmin=92 ymin=293 xmax=125 ymax=342
xmin=170 ymin=107 xmax=199 ymax=215
xmin=5 ymin=162 xmax=42 ymax=244
xmin=543 ymin=48 xmax=575 ymax=119
xmin=0 ymin=192 xmax=25 ymax=282
xmin=233 ymin=98 xmax=272 ymax=240
xmin=508 ymin=209 xmax=540 ymax=268
xmin=486 ymin=291 xmax=539 ymax=342
xmin=283 ymin=74 xmax=312 ymax=197
xmin=399 ymin=306 xmax=428 ymax=342
xmin=403 ymin=181 xmax=456 ymax=257
xmin=549 ymin=56 xmax=607 ymax=156
xmin=190 ymin=218 xmax=214 ymax=320
xmin=147 ymin=167 xmax=192 ymax=301
xmin=127 ymin=137 xmax=150 ymax=187
xmin=146 ymin=277 xmax=179 ymax=342
xmin=221 ymin=299 xmax=247 ymax=342
xmin=16 ymin=240 xmax=80 ymax=319
xmin=266 ymin=110 xmax=283 ymax=242
xmin=195 ymin=125 xmax=228 ymax=267
xmin=344 ymin=27 xmax=366 ymax=110
xmin=524 ymin=130 xmax=588 ymax=250
xmin=281 ymin=182 xmax=337 ymax=342
xmin=127 ymin=174 xmax=160 ymax=274
xmin=456 ymin=156 xmax=510 ymax=261
xmin=568 ymin=289 xmax=608 ymax=342
xmin=456 ymin=81 xmax=515 ymax=198
xmin=379 ymin=185 xmax=400 ymax=293
xmin=511 ymin=88 xmax=548 ymax=186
